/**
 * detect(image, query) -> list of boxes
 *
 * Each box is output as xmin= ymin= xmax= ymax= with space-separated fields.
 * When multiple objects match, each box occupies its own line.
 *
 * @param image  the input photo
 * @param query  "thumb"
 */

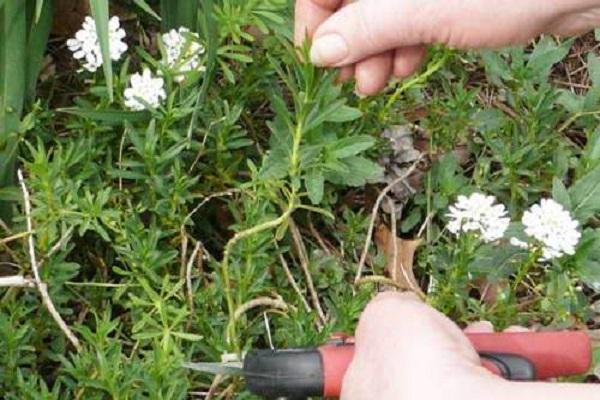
xmin=310 ymin=0 xmax=426 ymax=66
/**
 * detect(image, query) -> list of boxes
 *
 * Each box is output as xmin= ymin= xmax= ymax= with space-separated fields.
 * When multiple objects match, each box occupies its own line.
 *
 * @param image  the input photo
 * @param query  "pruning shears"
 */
xmin=184 ymin=330 xmax=592 ymax=398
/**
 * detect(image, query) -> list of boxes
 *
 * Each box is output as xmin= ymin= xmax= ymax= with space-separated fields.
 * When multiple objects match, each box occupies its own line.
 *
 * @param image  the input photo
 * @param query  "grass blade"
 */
xmin=133 ymin=0 xmax=161 ymax=21
xmin=26 ymin=0 xmax=52 ymax=99
xmin=0 ymin=0 xmax=27 ymax=222
xmin=160 ymin=0 xmax=198 ymax=31
xmin=89 ymin=0 xmax=113 ymax=102
xmin=34 ymin=0 xmax=43 ymax=22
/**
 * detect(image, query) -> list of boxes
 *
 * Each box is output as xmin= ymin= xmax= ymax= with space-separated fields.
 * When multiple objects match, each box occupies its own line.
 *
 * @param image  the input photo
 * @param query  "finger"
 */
xmin=295 ymin=0 xmax=340 ymax=44
xmin=464 ymin=321 xmax=495 ymax=334
xmin=393 ymin=45 xmax=427 ymax=79
xmin=355 ymin=51 xmax=393 ymax=96
xmin=503 ymin=326 xmax=531 ymax=333
xmin=311 ymin=0 xmax=424 ymax=66
xmin=337 ymin=65 xmax=355 ymax=83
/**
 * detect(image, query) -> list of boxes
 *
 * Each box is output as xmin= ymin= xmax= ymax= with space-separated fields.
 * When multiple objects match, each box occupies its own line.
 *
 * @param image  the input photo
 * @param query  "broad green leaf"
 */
xmin=326 ymin=156 xmax=383 ymax=187
xmin=589 ymin=53 xmax=600 ymax=87
xmin=469 ymin=244 xmax=527 ymax=281
xmin=326 ymin=105 xmax=362 ymax=123
xmin=575 ymin=229 xmax=600 ymax=292
xmin=552 ymin=178 xmax=572 ymax=211
xmin=527 ymin=37 xmax=572 ymax=81
xmin=305 ymin=171 xmax=324 ymax=205
xmin=330 ymin=135 xmax=375 ymax=159
xmin=480 ymin=50 xmax=511 ymax=86
xmin=584 ymin=127 xmax=600 ymax=166
xmin=556 ymin=89 xmax=584 ymax=114
xmin=569 ymin=164 xmax=600 ymax=222
xmin=89 ymin=0 xmax=113 ymax=101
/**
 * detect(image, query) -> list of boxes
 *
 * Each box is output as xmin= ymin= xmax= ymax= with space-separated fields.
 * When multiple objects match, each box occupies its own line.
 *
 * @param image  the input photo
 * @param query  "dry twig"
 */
xmin=0 ymin=231 xmax=33 ymax=246
xmin=186 ymin=242 xmax=203 ymax=316
xmin=278 ymin=253 xmax=312 ymax=313
xmin=289 ymin=220 xmax=326 ymax=324
xmin=233 ymin=296 xmax=289 ymax=321
xmin=18 ymin=169 xmax=82 ymax=351
xmin=0 ymin=275 xmax=35 ymax=288
xmin=355 ymin=156 xmax=423 ymax=283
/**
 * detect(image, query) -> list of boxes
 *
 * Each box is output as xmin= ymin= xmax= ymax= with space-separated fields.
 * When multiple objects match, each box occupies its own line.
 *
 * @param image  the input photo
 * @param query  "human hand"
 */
xmin=295 ymin=0 xmax=600 ymax=95
xmin=341 ymin=292 xmax=599 ymax=400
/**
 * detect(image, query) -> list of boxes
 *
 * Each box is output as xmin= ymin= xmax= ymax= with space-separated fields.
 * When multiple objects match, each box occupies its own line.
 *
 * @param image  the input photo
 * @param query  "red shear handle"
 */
xmin=318 ymin=331 xmax=592 ymax=397
xmin=467 ymin=331 xmax=591 ymax=379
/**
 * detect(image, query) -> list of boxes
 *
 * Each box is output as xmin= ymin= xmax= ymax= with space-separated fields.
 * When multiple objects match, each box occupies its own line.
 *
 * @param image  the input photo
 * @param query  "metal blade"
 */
xmin=183 ymin=361 xmax=245 ymax=376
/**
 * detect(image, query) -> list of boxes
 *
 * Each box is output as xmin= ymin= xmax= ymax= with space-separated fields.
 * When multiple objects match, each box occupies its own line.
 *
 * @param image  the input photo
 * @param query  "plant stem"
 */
xmin=222 ymin=204 xmax=295 ymax=352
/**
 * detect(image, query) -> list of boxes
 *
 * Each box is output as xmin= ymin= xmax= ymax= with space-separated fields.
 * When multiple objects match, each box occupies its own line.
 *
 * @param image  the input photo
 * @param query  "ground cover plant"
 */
xmin=1 ymin=0 xmax=600 ymax=398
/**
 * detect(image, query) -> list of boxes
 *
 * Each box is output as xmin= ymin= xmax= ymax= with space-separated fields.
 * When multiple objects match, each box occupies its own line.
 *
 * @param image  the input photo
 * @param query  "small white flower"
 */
xmin=509 ymin=237 xmax=529 ymax=250
xmin=67 ymin=16 xmax=128 ymax=73
xmin=123 ymin=69 xmax=166 ymax=111
xmin=521 ymin=199 xmax=581 ymax=260
xmin=447 ymin=192 xmax=510 ymax=242
xmin=161 ymin=27 xmax=206 ymax=82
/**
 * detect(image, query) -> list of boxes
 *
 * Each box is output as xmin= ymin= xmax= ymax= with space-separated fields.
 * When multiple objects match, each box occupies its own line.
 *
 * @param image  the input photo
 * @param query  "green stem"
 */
xmin=381 ymin=50 xmax=450 ymax=119
xmin=222 ymin=204 xmax=296 ymax=352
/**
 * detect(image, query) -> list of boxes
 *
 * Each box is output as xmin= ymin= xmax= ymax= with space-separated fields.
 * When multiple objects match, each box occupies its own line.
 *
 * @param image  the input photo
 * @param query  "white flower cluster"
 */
xmin=519 ymin=199 xmax=581 ymax=260
xmin=124 ymin=69 xmax=167 ymax=111
xmin=162 ymin=27 xmax=206 ymax=83
xmin=67 ymin=16 xmax=128 ymax=72
xmin=446 ymin=192 xmax=582 ymax=261
xmin=447 ymin=193 xmax=510 ymax=242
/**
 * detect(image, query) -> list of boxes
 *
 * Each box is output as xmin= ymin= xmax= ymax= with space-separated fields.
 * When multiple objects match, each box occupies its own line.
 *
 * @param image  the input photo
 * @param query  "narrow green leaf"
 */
xmin=552 ymin=178 xmax=572 ymax=211
xmin=172 ymin=332 xmax=203 ymax=341
xmin=34 ymin=0 xmax=43 ymax=22
xmin=26 ymin=0 xmax=52 ymax=100
xmin=89 ymin=0 xmax=113 ymax=101
xmin=330 ymin=135 xmax=375 ymax=159
xmin=0 ymin=0 xmax=27 ymax=222
xmin=60 ymin=108 xmax=150 ymax=124
xmin=305 ymin=172 xmax=324 ymax=205
xmin=133 ymin=0 xmax=161 ymax=21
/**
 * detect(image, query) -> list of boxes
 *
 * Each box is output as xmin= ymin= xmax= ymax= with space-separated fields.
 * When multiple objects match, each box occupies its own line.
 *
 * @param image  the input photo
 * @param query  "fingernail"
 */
xmin=354 ymin=87 xmax=367 ymax=99
xmin=310 ymin=34 xmax=349 ymax=66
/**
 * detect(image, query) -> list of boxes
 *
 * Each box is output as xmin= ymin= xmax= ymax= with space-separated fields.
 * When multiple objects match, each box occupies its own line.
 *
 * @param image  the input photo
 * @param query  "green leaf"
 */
xmin=34 ymin=0 xmax=43 ymax=23
xmin=584 ymin=127 xmax=600 ymax=166
xmin=89 ymin=0 xmax=113 ymax=101
xmin=172 ymin=332 xmax=203 ymax=341
xmin=326 ymin=156 xmax=383 ymax=187
xmin=133 ymin=0 xmax=161 ymax=21
xmin=60 ymin=108 xmax=150 ymax=124
xmin=305 ymin=172 xmax=324 ymax=205
xmin=469 ymin=244 xmax=527 ymax=281
xmin=26 ymin=0 xmax=52 ymax=100
xmin=552 ymin=178 xmax=572 ymax=211
xmin=575 ymin=229 xmax=600 ymax=292
xmin=330 ymin=135 xmax=375 ymax=159
xmin=527 ymin=36 xmax=572 ymax=81
xmin=0 ymin=0 xmax=27 ymax=222
xmin=326 ymin=105 xmax=362 ymax=123
xmin=589 ymin=53 xmax=600 ymax=88
xmin=569 ymin=164 xmax=600 ymax=222
xmin=160 ymin=0 xmax=198 ymax=31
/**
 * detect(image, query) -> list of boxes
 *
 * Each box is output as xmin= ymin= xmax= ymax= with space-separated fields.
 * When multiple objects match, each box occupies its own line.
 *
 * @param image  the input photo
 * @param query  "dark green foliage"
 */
xmin=2 ymin=1 xmax=600 ymax=396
